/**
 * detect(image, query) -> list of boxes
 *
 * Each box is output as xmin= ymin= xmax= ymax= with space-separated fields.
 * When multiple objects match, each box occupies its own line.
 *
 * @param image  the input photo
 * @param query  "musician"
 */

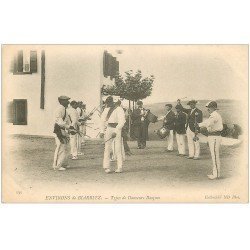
xmin=122 ymin=107 xmax=132 ymax=156
xmin=158 ymin=104 xmax=176 ymax=152
xmin=76 ymin=102 xmax=87 ymax=148
xmin=67 ymin=100 xmax=81 ymax=160
xmin=52 ymin=96 xmax=71 ymax=171
xmin=198 ymin=101 xmax=223 ymax=180
xmin=131 ymin=101 xmax=149 ymax=149
xmin=177 ymin=99 xmax=203 ymax=160
xmin=100 ymin=96 xmax=126 ymax=173
xmin=110 ymin=100 xmax=127 ymax=160
xmin=175 ymin=104 xmax=187 ymax=156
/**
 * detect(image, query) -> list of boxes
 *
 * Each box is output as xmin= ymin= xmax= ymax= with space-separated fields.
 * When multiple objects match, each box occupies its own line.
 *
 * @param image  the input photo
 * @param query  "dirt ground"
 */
xmin=3 ymin=135 xmax=247 ymax=203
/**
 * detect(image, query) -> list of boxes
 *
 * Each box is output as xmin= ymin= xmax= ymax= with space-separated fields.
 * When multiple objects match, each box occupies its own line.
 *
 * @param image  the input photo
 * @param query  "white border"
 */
xmin=1 ymin=1 xmax=250 ymax=250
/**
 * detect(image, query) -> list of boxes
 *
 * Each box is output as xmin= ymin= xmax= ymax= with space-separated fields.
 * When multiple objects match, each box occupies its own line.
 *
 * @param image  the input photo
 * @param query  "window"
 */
xmin=12 ymin=99 xmax=28 ymax=125
xmin=12 ymin=50 xmax=37 ymax=75
xmin=7 ymin=100 xmax=28 ymax=125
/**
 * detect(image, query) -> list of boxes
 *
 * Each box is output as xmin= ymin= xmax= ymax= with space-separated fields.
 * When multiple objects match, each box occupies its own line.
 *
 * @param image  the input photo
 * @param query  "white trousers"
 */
xmin=79 ymin=125 xmax=86 ymax=143
xmin=53 ymin=137 xmax=69 ymax=169
xmin=166 ymin=130 xmax=174 ymax=151
xmin=70 ymin=134 xmax=78 ymax=157
xmin=112 ymin=138 xmax=126 ymax=161
xmin=103 ymin=127 xmax=123 ymax=170
xmin=186 ymin=127 xmax=200 ymax=158
xmin=208 ymin=136 xmax=222 ymax=177
xmin=176 ymin=133 xmax=186 ymax=155
xmin=76 ymin=134 xmax=82 ymax=153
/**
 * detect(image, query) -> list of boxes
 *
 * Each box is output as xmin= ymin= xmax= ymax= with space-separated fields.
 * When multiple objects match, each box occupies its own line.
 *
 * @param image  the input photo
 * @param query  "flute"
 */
xmin=79 ymin=106 xmax=98 ymax=123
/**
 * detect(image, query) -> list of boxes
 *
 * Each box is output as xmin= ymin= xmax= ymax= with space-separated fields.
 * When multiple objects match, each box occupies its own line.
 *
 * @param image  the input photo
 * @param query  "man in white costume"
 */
xmin=198 ymin=101 xmax=223 ymax=180
xmin=177 ymin=99 xmax=203 ymax=160
xmin=76 ymin=102 xmax=87 ymax=154
xmin=52 ymin=96 xmax=71 ymax=171
xmin=100 ymin=96 xmax=126 ymax=173
xmin=67 ymin=100 xmax=82 ymax=159
xmin=111 ymin=99 xmax=126 ymax=161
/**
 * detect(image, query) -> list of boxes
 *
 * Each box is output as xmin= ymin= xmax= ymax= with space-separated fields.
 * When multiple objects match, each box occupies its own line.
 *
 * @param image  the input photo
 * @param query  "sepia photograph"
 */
xmin=1 ymin=44 xmax=248 ymax=203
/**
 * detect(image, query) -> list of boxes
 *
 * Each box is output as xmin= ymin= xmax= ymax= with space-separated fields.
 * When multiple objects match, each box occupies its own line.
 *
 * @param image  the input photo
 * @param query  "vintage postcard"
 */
xmin=1 ymin=45 xmax=248 ymax=203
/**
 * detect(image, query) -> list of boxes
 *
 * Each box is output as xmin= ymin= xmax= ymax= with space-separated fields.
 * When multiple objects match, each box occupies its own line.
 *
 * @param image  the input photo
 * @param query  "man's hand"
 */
xmin=99 ymin=133 xmax=105 ymax=139
xmin=111 ymin=132 xmax=117 ymax=138
xmin=158 ymin=115 xmax=165 ymax=121
xmin=64 ymin=124 xmax=70 ymax=130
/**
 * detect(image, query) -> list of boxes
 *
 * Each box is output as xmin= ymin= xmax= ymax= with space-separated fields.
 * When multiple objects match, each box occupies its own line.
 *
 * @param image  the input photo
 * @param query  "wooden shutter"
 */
xmin=40 ymin=50 xmax=45 ymax=109
xmin=30 ymin=51 xmax=37 ymax=73
xmin=114 ymin=59 xmax=119 ymax=76
xmin=13 ymin=99 xmax=27 ymax=125
xmin=7 ymin=101 xmax=14 ymax=123
xmin=103 ymin=51 xmax=109 ymax=77
xmin=113 ymin=60 xmax=119 ymax=77
xmin=110 ymin=56 xmax=117 ymax=80
xmin=107 ymin=53 xmax=113 ymax=77
xmin=17 ymin=50 xmax=23 ymax=72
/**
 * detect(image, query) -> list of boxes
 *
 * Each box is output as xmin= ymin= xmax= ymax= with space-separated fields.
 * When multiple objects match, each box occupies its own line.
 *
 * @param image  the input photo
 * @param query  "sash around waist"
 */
xmin=54 ymin=123 xmax=65 ymax=131
xmin=108 ymin=123 xmax=118 ymax=128
xmin=208 ymin=131 xmax=221 ymax=136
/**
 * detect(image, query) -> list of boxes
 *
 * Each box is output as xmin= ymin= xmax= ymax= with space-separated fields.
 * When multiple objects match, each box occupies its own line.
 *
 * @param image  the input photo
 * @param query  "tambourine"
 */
xmin=68 ymin=126 xmax=78 ymax=135
xmin=155 ymin=126 xmax=170 ymax=139
xmin=193 ymin=134 xmax=199 ymax=142
xmin=200 ymin=127 xmax=209 ymax=136
xmin=145 ymin=111 xmax=158 ymax=123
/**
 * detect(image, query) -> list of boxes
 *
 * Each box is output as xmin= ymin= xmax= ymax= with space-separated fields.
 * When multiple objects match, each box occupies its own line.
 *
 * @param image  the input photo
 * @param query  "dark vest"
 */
xmin=185 ymin=108 xmax=203 ymax=132
xmin=163 ymin=110 xmax=175 ymax=130
xmin=175 ymin=111 xmax=186 ymax=134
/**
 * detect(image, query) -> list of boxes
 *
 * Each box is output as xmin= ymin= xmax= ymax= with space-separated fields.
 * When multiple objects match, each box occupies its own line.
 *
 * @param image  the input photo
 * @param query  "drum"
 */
xmin=221 ymin=123 xmax=242 ymax=139
xmin=155 ymin=126 xmax=170 ymax=139
xmin=146 ymin=111 xmax=158 ymax=123
xmin=68 ymin=126 xmax=78 ymax=135
xmin=200 ymin=127 xmax=209 ymax=136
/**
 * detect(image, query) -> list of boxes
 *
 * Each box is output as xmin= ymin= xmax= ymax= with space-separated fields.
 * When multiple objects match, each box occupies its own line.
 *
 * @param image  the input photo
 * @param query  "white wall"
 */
xmin=3 ymin=45 xmax=113 ymax=137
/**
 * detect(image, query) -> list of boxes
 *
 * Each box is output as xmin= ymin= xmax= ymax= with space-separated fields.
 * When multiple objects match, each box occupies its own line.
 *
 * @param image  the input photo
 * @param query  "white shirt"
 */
xmin=140 ymin=108 xmax=144 ymax=121
xmin=158 ymin=110 xmax=171 ymax=121
xmin=198 ymin=111 xmax=223 ymax=132
xmin=100 ymin=106 xmax=126 ymax=133
xmin=54 ymin=105 xmax=70 ymax=129
xmin=190 ymin=108 xmax=196 ymax=115
xmin=76 ymin=107 xmax=87 ymax=119
xmin=67 ymin=106 xmax=80 ymax=128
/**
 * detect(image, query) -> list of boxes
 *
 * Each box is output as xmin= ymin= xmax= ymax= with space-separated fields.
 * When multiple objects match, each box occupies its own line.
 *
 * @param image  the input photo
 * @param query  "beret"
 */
xmin=58 ymin=95 xmax=70 ymax=100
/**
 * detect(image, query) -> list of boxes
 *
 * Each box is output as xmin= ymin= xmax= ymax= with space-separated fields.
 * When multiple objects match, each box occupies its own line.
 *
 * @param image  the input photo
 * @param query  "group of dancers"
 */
xmin=53 ymin=96 xmax=89 ymax=169
xmin=53 ymin=95 xmax=224 ymax=180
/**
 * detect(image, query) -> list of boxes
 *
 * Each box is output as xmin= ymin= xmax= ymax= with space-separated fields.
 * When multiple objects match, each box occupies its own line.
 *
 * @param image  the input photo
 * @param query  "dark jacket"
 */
xmin=131 ymin=108 xmax=149 ymax=141
xmin=175 ymin=111 xmax=187 ymax=134
xmin=181 ymin=106 xmax=203 ymax=133
xmin=132 ymin=108 xmax=149 ymax=125
xmin=122 ymin=118 xmax=129 ymax=137
xmin=163 ymin=110 xmax=176 ymax=130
